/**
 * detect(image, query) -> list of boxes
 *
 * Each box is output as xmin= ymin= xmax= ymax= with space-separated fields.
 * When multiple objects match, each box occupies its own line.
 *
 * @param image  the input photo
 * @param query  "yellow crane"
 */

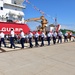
xmin=24 ymin=16 xmax=48 ymax=32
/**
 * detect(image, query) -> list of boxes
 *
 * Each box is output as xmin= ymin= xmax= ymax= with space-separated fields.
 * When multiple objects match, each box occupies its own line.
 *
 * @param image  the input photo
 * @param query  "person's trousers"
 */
xmin=0 ymin=40 xmax=1 ymax=47
xmin=41 ymin=37 xmax=44 ymax=46
xmin=53 ymin=37 xmax=56 ymax=44
xmin=35 ymin=38 xmax=39 ymax=46
xmin=47 ymin=37 xmax=50 ymax=45
xmin=29 ymin=38 xmax=33 ymax=48
xmin=10 ymin=37 xmax=15 ymax=48
xmin=20 ymin=38 xmax=25 ymax=48
xmin=1 ymin=38 xmax=6 ymax=47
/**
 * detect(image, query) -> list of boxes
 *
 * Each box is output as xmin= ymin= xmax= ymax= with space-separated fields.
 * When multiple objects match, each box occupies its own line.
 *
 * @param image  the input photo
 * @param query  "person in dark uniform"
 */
xmin=40 ymin=31 xmax=46 ymax=46
xmin=20 ymin=29 xmax=25 ymax=49
xmin=34 ymin=31 xmax=39 ymax=47
xmin=47 ymin=31 xmax=52 ymax=45
xmin=28 ymin=31 xmax=33 ymax=48
xmin=0 ymin=30 xmax=6 ymax=48
xmin=64 ymin=32 xmax=68 ymax=42
xmin=10 ymin=28 xmax=15 ymax=49
xmin=57 ymin=30 xmax=63 ymax=43
xmin=53 ymin=31 xmax=57 ymax=44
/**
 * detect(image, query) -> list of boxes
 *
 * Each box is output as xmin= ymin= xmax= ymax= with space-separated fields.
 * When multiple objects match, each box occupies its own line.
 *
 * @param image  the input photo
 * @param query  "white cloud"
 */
xmin=61 ymin=24 xmax=75 ymax=31
xmin=61 ymin=25 xmax=69 ymax=29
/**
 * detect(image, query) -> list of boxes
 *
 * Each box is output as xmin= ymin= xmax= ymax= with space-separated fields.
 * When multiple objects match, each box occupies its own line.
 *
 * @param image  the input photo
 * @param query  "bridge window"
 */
xmin=14 ymin=1 xmax=16 ymax=4
xmin=0 ymin=7 xmax=3 ymax=10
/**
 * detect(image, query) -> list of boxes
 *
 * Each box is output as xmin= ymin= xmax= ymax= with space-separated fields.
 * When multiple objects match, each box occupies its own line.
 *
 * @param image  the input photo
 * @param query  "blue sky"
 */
xmin=23 ymin=0 xmax=75 ymax=31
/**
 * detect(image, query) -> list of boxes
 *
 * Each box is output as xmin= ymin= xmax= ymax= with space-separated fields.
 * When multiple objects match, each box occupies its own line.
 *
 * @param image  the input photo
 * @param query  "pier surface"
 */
xmin=0 ymin=42 xmax=75 ymax=75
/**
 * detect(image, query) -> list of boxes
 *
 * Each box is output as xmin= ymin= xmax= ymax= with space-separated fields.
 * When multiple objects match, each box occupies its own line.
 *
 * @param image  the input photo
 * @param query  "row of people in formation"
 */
xmin=0 ymin=29 xmax=72 ymax=49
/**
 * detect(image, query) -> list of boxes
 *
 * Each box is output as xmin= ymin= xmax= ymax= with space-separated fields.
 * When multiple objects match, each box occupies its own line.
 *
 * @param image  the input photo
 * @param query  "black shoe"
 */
xmin=9 ymin=47 xmax=12 ymax=48
xmin=21 ymin=47 xmax=24 ymax=49
xmin=40 ymin=45 xmax=42 ymax=47
xmin=4 ymin=46 xmax=6 ymax=47
xmin=30 ymin=46 xmax=33 ymax=48
xmin=48 ymin=44 xmax=50 ymax=46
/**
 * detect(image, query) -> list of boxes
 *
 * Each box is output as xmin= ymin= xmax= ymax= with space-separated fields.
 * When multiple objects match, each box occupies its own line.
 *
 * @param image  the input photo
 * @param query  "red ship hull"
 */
xmin=0 ymin=22 xmax=30 ymax=34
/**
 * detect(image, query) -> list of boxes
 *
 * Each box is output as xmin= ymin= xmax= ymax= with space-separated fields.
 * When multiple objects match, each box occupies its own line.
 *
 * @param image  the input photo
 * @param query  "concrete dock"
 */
xmin=0 ymin=41 xmax=75 ymax=75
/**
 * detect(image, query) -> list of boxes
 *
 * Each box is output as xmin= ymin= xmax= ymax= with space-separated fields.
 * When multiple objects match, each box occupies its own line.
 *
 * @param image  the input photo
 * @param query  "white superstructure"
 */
xmin=0 ymin=0 xmax=25 ymax=23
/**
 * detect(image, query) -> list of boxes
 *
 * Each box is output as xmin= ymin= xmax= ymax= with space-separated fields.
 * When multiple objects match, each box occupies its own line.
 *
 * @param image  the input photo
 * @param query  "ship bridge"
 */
xmin=12 ymin=0 xmax=24 ymax=5
xmin=3 ymin=0 xmax=24 ymax=5
xmin=0 ymin=0 xmax=25 ymax=23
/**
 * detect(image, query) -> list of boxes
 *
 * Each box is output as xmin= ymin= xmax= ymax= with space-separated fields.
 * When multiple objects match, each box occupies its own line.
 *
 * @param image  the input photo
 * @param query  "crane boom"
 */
xmin=25 ymin=18 xmax=41 ymax=22
xmin=24 ymin=16 xmax=48 ymax=32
